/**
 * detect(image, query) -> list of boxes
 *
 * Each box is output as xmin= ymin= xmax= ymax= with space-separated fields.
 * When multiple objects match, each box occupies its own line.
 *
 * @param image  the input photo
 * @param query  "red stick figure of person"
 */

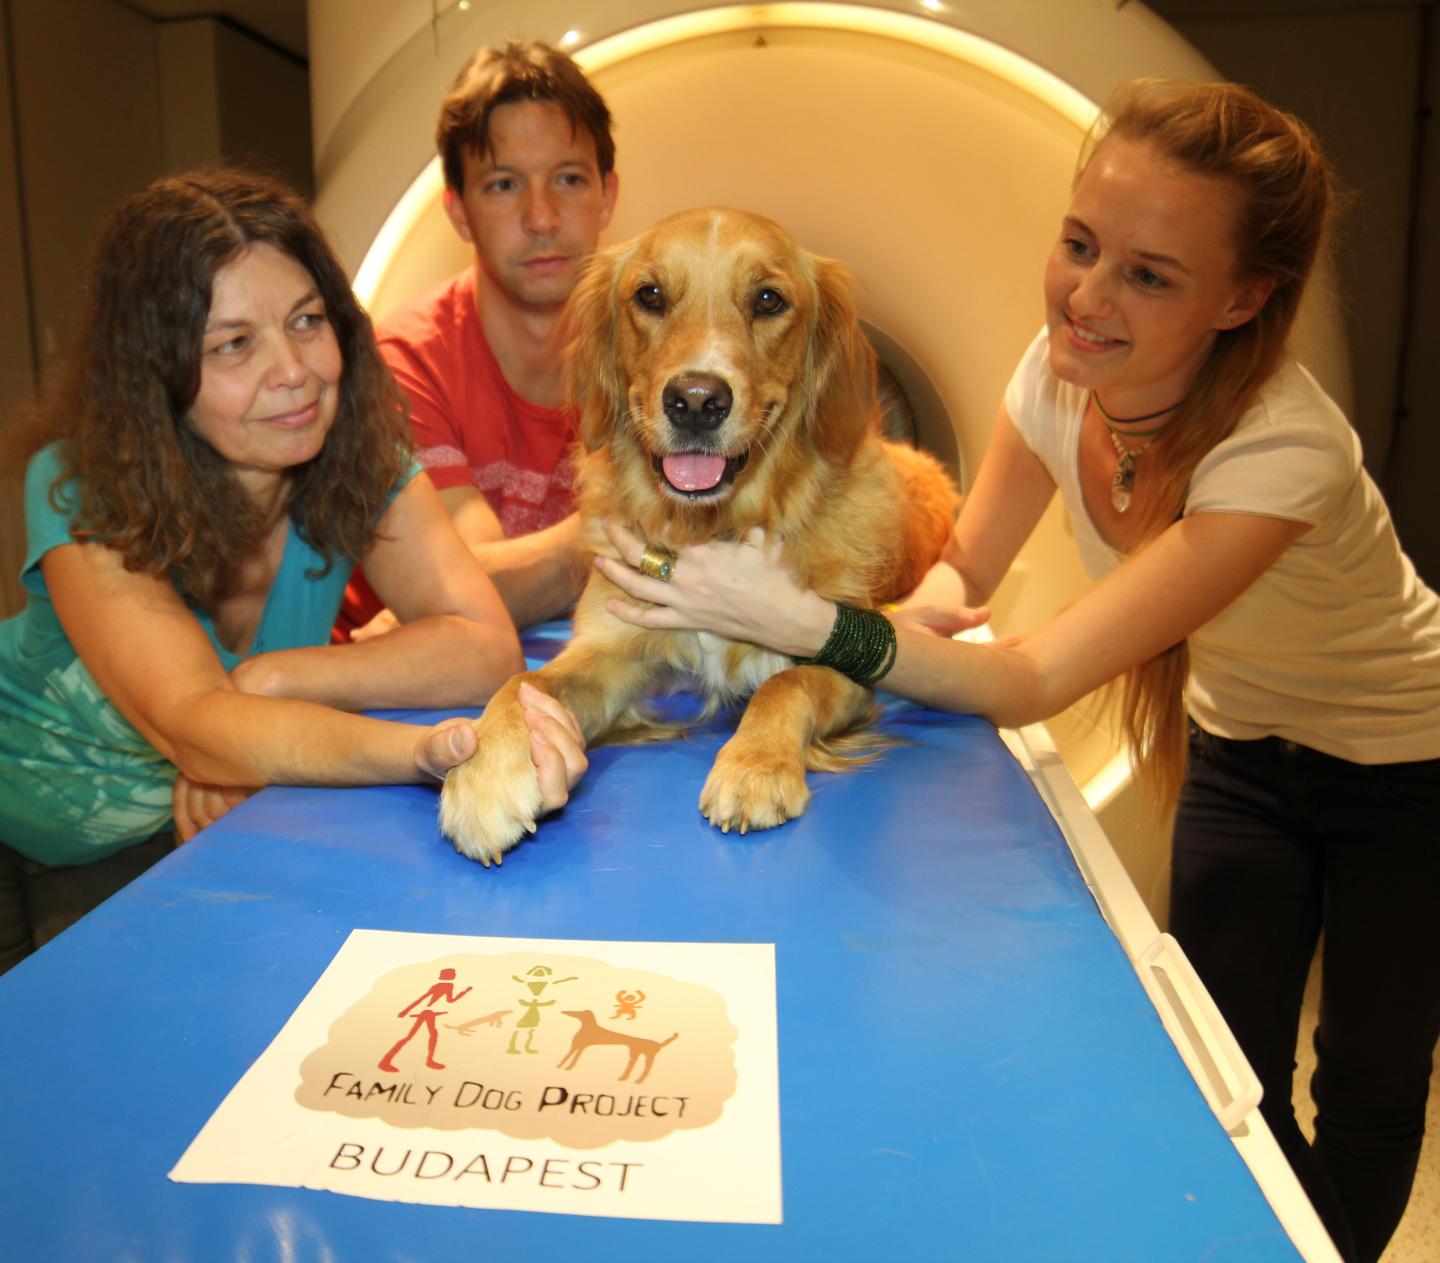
xmin=378 ymin=967 xmax=472 ymax=1073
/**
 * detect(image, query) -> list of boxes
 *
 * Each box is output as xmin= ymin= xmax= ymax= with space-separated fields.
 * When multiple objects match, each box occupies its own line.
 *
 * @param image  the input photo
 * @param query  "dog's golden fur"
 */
xmin=440 ymin=207 xmax=958 ymax=864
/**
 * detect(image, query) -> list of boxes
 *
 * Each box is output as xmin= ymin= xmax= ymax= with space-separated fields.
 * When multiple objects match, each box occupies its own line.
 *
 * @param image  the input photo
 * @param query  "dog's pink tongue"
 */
xmin=661 ymin=453 xmax=727 ymax=491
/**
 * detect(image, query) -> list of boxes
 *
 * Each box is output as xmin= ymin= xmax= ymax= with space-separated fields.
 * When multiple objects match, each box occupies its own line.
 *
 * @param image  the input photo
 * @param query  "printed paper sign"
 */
xmin=171 ymin=930 xmax=781 ymax=1224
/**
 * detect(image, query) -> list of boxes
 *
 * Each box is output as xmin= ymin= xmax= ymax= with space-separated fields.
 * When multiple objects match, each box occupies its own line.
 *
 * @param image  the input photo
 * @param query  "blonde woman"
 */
xmin=598 ymin=81 xmax=1440 ymax=1263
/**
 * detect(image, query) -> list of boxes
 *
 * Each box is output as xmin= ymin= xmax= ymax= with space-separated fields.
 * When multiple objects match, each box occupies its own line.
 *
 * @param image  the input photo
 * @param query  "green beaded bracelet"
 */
xmin=793 ymin=602 xmax=897 ymax=686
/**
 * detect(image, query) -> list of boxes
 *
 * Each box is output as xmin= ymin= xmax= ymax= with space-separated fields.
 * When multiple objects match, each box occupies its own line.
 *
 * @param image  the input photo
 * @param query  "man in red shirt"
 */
xmin=337 ymin=41 xmax=618 ymax=639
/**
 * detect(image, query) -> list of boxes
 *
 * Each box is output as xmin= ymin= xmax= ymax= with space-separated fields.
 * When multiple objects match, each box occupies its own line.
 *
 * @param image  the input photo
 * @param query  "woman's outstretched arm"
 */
xmin=596 ymin=502 xmax=1304 ymax=730
xmin=44 ymin=537 xmax=584 ymax=802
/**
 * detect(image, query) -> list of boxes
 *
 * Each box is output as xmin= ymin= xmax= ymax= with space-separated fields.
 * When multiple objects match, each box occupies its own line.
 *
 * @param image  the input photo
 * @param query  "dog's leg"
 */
xmin=617 ymin=1051 xmax=631 ymax=1082
xmin=438 ymin=646 xmax=658 ymax=865
xmin=700 ymin=665 xmax=871 ymax=833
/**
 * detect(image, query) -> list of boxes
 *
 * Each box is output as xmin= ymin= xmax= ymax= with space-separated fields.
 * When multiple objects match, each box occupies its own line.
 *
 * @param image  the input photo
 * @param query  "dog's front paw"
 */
xmin=438 ymin=712 xmax=544 ymax=866
xmin=699 ymin=738 xmax=811 ymax=835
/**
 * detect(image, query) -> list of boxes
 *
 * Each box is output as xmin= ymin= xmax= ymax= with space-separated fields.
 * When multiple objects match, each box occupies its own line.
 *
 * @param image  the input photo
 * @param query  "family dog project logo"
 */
xmin=295 ymin=951 xmax=738 ymax=1151
xmin=171 ymin=933 xmax=779 ymax=1223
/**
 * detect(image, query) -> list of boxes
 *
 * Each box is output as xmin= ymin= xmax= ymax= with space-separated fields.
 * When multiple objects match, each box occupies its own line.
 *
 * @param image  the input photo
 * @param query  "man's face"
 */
xmin=444 ymin=98 xmax=618 ymax=312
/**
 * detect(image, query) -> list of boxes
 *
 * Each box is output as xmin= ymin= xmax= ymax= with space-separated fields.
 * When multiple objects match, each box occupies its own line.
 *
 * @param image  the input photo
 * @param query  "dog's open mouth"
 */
xmin=653 ymin=450 xmax=750 ymax=497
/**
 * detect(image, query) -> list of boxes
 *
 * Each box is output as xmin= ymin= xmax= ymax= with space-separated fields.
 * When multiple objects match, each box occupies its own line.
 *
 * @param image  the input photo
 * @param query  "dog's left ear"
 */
xmin=563 ymin=244 xmax=627 ymax=452
xmin=804 ymin=255 xmax=878 ymax=465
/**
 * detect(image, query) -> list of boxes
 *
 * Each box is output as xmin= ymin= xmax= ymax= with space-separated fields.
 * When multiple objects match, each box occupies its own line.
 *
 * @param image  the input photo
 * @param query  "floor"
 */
xmin=1293 ymin=959 xmax=1440 ymax=1262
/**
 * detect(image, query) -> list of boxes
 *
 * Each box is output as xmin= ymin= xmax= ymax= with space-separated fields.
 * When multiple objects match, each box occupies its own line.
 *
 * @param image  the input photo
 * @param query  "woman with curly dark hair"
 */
xmin=0 ymin=167 xmax=586 ymax=971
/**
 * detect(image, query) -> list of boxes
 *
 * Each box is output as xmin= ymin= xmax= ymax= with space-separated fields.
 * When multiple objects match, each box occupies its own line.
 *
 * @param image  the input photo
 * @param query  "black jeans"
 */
xmin=1170 ymin=726 xmax=1440 ymax=1263
xmin=0 ymin=830 xmax=176 ymax=975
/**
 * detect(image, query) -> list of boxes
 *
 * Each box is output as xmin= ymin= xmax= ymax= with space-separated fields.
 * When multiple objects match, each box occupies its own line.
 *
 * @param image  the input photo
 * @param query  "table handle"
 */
xmin=1136 ymin=933 xmax=1263 ymax=1135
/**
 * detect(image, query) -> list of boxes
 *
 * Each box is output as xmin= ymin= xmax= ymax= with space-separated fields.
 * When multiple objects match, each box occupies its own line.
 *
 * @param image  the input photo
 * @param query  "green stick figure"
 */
xmin=507 ymin=964 xmax=576 ymax=1055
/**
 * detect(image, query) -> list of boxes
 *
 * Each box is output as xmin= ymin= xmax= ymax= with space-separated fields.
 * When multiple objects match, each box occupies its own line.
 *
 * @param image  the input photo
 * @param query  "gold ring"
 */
xmin=638 ymin=544 xmax=677 ymax=582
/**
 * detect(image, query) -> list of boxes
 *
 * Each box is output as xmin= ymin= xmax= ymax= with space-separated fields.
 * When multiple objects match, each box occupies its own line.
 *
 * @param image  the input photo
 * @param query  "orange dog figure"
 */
xmin=556 ymin=1009 xmax=677 ymax=1085
xmin=440 ymin=207 xmax=958 ymax=864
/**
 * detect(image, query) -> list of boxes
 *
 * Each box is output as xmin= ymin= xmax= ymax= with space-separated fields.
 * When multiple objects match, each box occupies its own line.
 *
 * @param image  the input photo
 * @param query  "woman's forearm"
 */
xmin=166 ymin=684 xmax=582 ymax=811
xmin=162 ymin=692 xmax=434 ymax=788
xmin=748 ymin=587 xmax=841 ymax=658
xmin=877 ymin=627 xmax=1051 ymax=728
xmin=775 ymin=581 xmax=1049 ymax=726
xmin=236 ymin=614 xmax=523 ymax=710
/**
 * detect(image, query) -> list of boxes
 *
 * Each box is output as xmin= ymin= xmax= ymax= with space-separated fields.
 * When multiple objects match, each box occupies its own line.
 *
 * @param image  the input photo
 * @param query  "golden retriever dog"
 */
xmin=439 ymin=207 xmax=958 ymax=864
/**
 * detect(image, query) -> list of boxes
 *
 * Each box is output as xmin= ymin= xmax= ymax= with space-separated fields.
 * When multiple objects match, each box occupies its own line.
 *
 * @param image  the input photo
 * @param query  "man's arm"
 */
xmin=369 ymin=313 xmax=586 ymax=633
xmin=440 ymin=485 xmax=587 ymax=629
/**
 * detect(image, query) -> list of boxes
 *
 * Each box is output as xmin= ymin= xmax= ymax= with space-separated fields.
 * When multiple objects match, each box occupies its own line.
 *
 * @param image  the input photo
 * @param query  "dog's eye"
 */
xmin=753 ymin=288 xmax=788 ymax=318
xmin=633 ymin=284 xmax=665 ymax=313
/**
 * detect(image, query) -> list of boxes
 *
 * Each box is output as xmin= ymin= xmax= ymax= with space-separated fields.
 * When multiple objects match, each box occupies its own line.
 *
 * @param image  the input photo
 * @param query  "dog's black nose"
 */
xmin=662 ymin=373 xmax=732 ymax=431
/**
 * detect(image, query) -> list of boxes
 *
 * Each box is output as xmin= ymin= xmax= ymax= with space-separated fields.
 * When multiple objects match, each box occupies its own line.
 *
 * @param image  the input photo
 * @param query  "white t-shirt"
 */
xmin=1004 ymin=330 xmax=1440 ymax=764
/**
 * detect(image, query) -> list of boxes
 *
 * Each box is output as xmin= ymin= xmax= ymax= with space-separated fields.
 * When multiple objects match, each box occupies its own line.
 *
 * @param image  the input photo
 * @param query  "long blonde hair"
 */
xmin=1083 ymin=80 xmax=1334 ymax=804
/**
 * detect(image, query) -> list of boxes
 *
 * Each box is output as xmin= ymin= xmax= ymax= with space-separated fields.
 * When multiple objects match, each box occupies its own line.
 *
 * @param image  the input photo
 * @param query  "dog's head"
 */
xmin=565 ymin=207 xmax=877 ymax=518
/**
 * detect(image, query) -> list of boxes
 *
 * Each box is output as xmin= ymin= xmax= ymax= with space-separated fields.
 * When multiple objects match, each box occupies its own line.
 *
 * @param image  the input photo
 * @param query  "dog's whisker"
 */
xmin=749 ymin=423 xmax=777 ymax=466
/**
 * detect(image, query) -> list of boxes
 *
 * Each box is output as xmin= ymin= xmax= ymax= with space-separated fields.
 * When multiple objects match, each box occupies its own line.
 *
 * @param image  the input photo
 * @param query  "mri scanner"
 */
xmin=302 ymin=4 xmax=1351 ymax=1254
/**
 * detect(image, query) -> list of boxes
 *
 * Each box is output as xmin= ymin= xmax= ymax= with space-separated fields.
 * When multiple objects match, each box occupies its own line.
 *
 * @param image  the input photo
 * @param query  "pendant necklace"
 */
xmin=1105 ymin=428 xmax=1154 ymax=513
xmin=1092 ymin=393 xmax=1180 ymax=514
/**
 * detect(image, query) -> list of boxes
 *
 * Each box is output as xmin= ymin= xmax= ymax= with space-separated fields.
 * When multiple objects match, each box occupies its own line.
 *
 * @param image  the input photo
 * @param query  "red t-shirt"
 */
xmin=334 ymin=270 xmax=577 ymax=637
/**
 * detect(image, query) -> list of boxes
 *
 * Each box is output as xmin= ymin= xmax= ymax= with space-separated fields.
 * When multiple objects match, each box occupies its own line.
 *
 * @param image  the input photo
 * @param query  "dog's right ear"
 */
xmin=563 ymin=244 xmax=627 ymax=452
xmin=804 ymin=255 xmax=878 ymax=466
